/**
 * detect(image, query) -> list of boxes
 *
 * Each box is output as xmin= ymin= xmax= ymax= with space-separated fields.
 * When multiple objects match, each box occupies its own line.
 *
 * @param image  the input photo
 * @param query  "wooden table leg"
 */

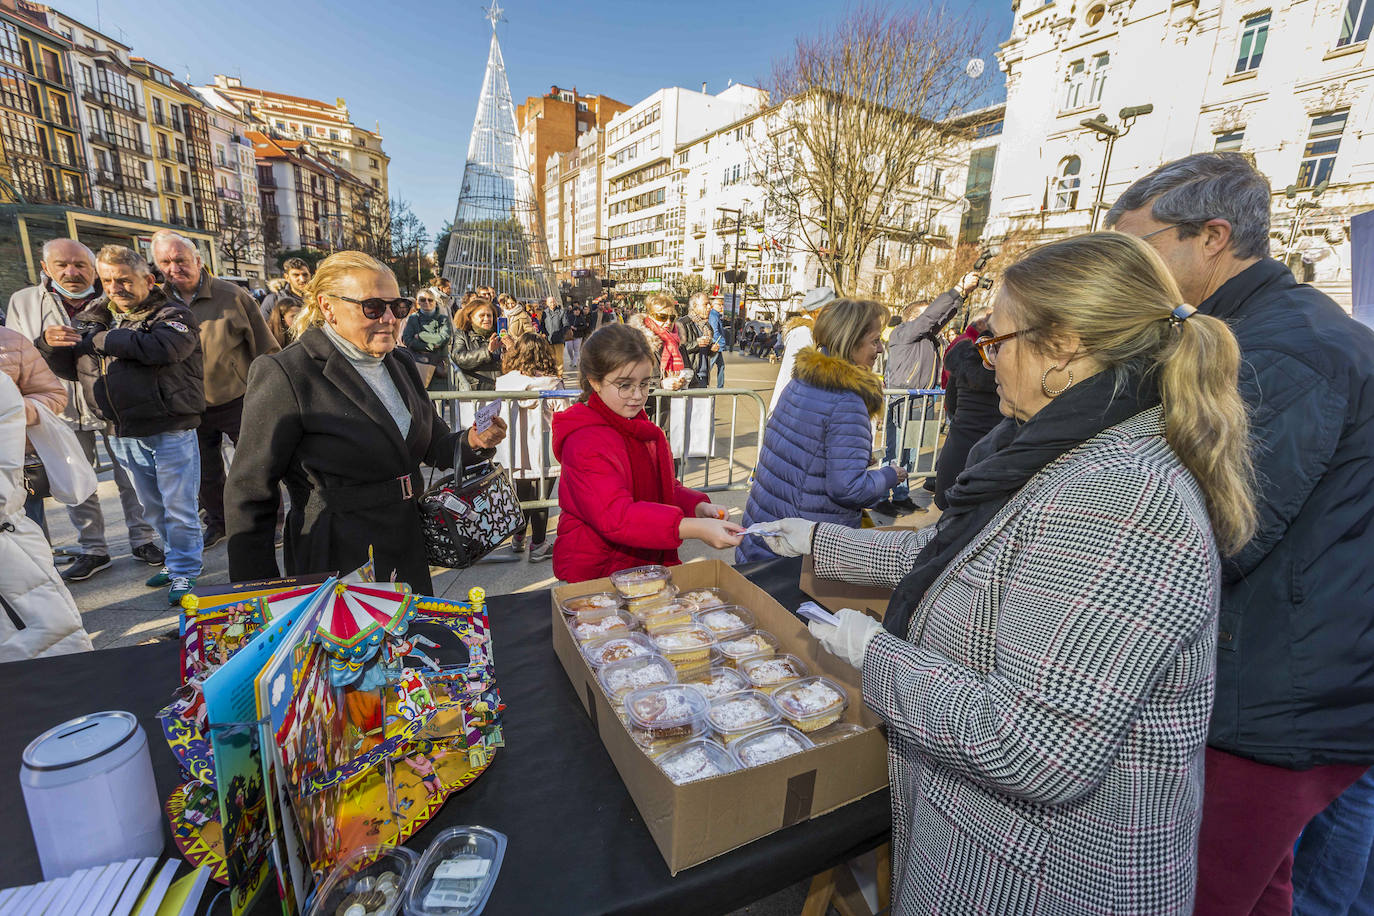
xmin=876 ymin=841 xmax=892 ymax=911
xmin=802 ymin=867 xmax=839 ymax=916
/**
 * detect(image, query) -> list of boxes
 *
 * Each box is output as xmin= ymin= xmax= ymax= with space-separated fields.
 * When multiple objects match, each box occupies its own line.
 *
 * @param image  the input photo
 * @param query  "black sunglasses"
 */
xmin=332 ymin=294 xmax=414 ymax=320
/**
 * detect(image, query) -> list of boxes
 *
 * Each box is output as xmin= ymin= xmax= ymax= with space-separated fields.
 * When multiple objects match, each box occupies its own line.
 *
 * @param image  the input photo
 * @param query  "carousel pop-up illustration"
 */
xmin=158 ymin=571 xmax=503 ymax=913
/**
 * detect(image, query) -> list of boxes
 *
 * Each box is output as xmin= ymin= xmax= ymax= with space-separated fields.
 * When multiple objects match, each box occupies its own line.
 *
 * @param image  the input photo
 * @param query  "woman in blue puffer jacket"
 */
xmin=739 ymin=298 xmax=904 ymax=562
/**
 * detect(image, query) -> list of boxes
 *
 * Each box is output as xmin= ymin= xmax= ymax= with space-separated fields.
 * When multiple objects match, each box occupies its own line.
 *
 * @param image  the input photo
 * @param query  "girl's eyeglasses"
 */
xmin=332 ymin=294 xmax=414 ymax=320
xmin=974 ymin=329 xmax=1030 ymax=368
xmin=609 ymin=379 xmax=654 ymax=397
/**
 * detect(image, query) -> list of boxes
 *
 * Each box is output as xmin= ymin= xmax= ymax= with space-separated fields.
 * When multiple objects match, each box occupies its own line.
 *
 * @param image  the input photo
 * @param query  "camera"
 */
xmin=972 ymin=249 xmax=995 ymax=291
xmin=71 ymin=320 xmax=102 ymax=334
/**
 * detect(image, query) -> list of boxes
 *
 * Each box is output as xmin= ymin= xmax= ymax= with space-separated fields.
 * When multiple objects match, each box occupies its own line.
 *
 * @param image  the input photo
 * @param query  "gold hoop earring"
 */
xmin=1041 ymin=366 xmax=1073 ymax=398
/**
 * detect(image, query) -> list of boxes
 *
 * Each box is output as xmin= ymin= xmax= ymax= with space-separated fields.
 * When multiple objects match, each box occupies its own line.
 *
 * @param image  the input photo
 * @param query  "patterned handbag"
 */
xmin=419 ymin=450 xmax=525 ymax=569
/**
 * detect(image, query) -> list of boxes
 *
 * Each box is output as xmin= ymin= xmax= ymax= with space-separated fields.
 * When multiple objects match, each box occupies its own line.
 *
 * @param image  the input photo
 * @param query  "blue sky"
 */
xmin=61 ymin=0 xmax=1011 ymax=240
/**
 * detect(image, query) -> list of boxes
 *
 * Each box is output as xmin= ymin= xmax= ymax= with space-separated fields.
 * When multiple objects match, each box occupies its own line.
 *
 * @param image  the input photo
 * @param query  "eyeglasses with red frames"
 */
xmin=331 ymin=294 xmax=414 ymax=320
xmin=974 ymin=328 xmax=1031 ymax=368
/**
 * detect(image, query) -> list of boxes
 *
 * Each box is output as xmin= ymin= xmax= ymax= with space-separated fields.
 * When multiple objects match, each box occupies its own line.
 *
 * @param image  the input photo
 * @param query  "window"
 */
xmin=1063 ymin=60 xmax=1087 ymax=110
xmin=330 ymin=129 xmax=339 ymax=140
xmin=1236 ymin=13 xmax=1270 ymax=72
xmin=1055 ymin=156 xmax=1082 ymax=210
xmin=1338 ymin=0 xmax=1373 ymax=46
xmin=874 ymin=237 xmax=889 ymax=269
xmin=577 ymin=101 xmax=588 ymax=112
xmin=152 ymin=97 xmax=163 ymax=125
xmin=930 ymin=167 xmax=943 ymax=194
xmin=1090 ymin=52 xmax=1110 ymax=103
xmin=873 ymin=274 xmax=885 ymax=296
xmin=370 ymin=157 xmax=378 ymax=169
xmin=1214 ymin=130 xmax=1245 ymax=152
xmin=1297 ymin=111 xmax=1348 ymax=188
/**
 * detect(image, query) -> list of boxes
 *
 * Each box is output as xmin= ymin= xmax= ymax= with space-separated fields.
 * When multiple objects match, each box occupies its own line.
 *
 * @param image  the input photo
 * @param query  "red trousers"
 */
xmin=1194 ymin=747 xmax=1368 ymax=915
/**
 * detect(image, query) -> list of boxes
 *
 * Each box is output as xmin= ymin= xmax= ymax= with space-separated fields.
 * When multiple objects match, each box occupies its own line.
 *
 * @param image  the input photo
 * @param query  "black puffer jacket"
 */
xmin=1204 ymin=258 xmax=1374 ymax=769
xmin=38 ymin=288 xmax=204 ymax=438
xmin=451 ymin=327 xmax=502 ymax=391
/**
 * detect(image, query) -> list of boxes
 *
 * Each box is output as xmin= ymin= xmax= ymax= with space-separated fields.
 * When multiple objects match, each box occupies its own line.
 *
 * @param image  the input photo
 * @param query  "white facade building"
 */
xmin=988 ymin=0 xmax=1372 ymax=308
xmin=576 ymin=126 xmax=604 ymax=259
xmin=194 ymin=87 xmax=264 ymax=279
xmin=601 ymin=84 xmax=768 ymax=293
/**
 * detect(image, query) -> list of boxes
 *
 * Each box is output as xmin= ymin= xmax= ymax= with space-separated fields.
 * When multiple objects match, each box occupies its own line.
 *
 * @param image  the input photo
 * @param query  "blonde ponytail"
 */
xmin=1001 ymin=232 xmax=1256 ymax=554
xmin=1156 ymin=312 xmax=1257 ymax=554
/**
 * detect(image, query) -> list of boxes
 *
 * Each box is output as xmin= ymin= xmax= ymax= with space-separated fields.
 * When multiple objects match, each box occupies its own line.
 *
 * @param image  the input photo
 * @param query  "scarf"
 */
xmin=643 ymin=317 xmax=685 ymax=374
xmin=586 ymin=392 xmax=672 ymax=504
xmin=883 ymin=368 xmax=1161 ymax=638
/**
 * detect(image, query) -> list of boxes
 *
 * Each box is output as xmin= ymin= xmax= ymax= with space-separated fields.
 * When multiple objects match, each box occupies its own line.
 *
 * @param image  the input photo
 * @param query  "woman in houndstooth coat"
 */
xmin=756 ymin=233 xmax=1258 ymax=915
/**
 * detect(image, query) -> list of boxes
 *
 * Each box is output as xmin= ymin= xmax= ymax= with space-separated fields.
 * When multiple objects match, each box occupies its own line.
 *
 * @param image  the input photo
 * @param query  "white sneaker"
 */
xmin=528 ymin=540 xmax=553 ymax=562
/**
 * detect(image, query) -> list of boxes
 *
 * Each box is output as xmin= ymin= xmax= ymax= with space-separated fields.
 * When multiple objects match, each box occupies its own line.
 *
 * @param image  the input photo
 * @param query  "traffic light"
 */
xmin=724 ymin=269 xmax=747 ymax=284
xmin=602 ymin=279 xmax=617 ymax=288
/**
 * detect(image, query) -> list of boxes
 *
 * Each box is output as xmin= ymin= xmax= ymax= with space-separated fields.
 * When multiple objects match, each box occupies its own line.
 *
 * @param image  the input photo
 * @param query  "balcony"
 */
xmin=94 ymin=90 xmax=144 ymax=118
xmin=153 ymin=112 xmax=166 ymax=128
xmin=167 ymin=214 xmax=186 ymax=226
xmin=94 ymin=170 xmax=127 ymax=190
xmin=689 ymin=258 xmax=704 ymax=272
xmin=216 ymin=186 xmax=242 ymax=201
xmin=710 ymin=256 xmax=728 ymax=269
xmin=691 ymin=222 xmax=705 ymax=238
xmin=180 ymin=182 xmax=193 ymax=196
xmin=31 ymin=63 xmax=68 ymax=87
xmin=176 ymin=151 xmax=187 ymax=164
xmin=714 ymin=216 xmax=740 ymax=233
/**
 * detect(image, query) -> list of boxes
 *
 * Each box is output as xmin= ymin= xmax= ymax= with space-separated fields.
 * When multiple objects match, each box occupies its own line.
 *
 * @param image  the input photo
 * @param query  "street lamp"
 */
xmin=717 ymin=200 xmax=750 ymax=339
xmin=592 ymin=234 xmax=615 ymax=299
xmin=1080 ymin=104 xmax=1154 ymax=231
xmin=1281 ymin=180 xmax=1327 ymax=271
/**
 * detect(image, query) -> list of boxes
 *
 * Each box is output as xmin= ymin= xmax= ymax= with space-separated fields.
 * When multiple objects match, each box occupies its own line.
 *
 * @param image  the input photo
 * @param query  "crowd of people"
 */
xmin=1 ymin=150 xmax=1372 ymax=914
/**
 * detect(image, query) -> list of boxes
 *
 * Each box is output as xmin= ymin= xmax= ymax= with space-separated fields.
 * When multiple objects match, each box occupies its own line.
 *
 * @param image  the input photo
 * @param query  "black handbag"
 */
xmin=23 ymin=457 xmax=49 ymax=500
xmin=419 ymin=444 xmax=524 ymax=569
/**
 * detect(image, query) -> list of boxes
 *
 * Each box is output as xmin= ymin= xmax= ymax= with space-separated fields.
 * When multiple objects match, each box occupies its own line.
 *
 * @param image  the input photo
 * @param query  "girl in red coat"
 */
xmin=552 ymin=324 xmax=744 ymax=583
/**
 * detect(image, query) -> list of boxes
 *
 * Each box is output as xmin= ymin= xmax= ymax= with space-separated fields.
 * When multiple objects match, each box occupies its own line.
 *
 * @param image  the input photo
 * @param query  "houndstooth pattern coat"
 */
xmin=813 ymin=407 xmax=1219 ymax=915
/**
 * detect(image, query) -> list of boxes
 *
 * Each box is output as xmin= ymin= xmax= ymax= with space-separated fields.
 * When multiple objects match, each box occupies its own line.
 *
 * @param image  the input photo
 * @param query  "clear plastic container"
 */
xmin=679 ymin=665 xmax=751 ymax=701
xmin=580 ymin=632 xmax=658 ymax=670
xmin=731 ymin=725 xmax=816 ymax=768
xmin=403 ymin=825 xmax=508 ymax=916
xmin=808 ymin=722 xmax=868 ymax=746
xmin=308 ymin=844 xmax=418 ymax=916
xmin=707 ymin=690 xmax=782 ymax=744
xmin=650 ymin=624 xmax=717 ymax=671
xmin=624 ymin=583 xmax=679 ymax=614
xmin=567 ymin=608 xmax=636 ymax=644
xmin=634 ymin=598 xmax=699 ymax=634
xmin=715 ymin=629 xmax=781 ymax=667
xmin=739 ymin=653 xmax=811 ymax=690
xmin=610 ymin=564 xmax=672 ymax=599
xmin=770 ymin=676 xmax=850 ymax=733
xmin=623 ymin=685 xmax=709 ymax=753
xmin=558 ymin=592 xmax=623 ymax=617
xmin=678 ymin=587 xmax=732 ymax=610
xmin=598 ymin=655 xmax=677 ymax=702
xmin=692 ymin=604 xmax=756 ymax=640
xmin=654 ymin=737 xmax=739 ymax=785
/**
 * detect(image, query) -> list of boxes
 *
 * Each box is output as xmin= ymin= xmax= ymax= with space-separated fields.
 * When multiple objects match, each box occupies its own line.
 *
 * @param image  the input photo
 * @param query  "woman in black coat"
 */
xmin=451 ymin=297 xmax=503 ymax=390
xmin=933 ymin=316 xmax=1004 ymax=510
xmin=225 ymin=252 xmax=507 ymax=592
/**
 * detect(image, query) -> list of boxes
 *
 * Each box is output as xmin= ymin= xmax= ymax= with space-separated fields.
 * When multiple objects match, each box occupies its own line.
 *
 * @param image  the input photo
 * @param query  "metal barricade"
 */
xmin=878 ymin=388 xmax=946 ymax=477
xmin=427 ymin=388 xmax=769 ymax=511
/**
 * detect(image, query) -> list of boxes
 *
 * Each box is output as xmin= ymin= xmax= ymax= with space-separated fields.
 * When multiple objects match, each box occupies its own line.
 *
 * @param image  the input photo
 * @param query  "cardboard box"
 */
xmin=551 ymin=560 xmax=888 ymax=874
xmin=799 ymin=555 xmax=894 ymax=620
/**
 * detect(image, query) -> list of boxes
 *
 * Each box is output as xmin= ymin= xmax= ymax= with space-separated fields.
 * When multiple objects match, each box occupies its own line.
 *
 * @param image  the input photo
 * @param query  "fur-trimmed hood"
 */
xmin=793 ymin=346 xmax=885 ymax=417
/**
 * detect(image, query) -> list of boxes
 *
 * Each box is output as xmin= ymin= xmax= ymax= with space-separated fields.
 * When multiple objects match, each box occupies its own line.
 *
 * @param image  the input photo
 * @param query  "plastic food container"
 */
xmin=309 ymin=844 xmax=418 ymax=916
xmin=692 ymin=605 xmax=756 ymax=640
xmin=624 ymin=583 xmax=679 ymax=614
xmin=739 ymin=654 xmax=811 ymax=690
xmin=731 ymin=725 xmax=816 ymax=768
xmin=654 ymin=737 xmax=739 ymax=785
xmin=634 ymin=599 xmax=699 ymax=634
xmin=715 ymin=630 xmax=781 ymax=667
xmin=558 ymin=592 xmax=623 ymax=616
xmin=678 ymin=588 xmax=732 ymax=610
xmin=623 ymin=685 xmax=709 ymax=753
xmin=567 ymin=608 xmax=635 ymax=644
xmin=771 ymin=676 xmax=850 ymax=732
xmin=679 ymin=666 xmax=750 ymax=701
xmin=706 ymin=690 xmax=782 ymax=744
xmin=808 ymin=722 xmax=867 ymax=746
xmin=580 ymin=632 xmax=658 ymax=670
xmin=650 ymin=624 xmax=717 ymax=671
xmin=403 ymin=825 xmax=508 ymax=916
xmin=610 ymin=564 xmax=672 ymax=599
xmin=598 ymin=655 xmax=677 ymax=702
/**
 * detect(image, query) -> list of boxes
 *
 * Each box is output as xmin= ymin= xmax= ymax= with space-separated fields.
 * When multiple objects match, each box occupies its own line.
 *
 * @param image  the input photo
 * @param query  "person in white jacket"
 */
xmin=768 ymin=285 xmax=836 ymax=415
xmin=0 ymin=372 xmax=93 ymax=661
xmin=492 ymin=333 xmax=570 ymax=562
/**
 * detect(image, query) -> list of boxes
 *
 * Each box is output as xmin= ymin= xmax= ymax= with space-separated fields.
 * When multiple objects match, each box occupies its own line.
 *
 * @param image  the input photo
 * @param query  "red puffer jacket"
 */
xmin=551 ymin=394 xmax=707 ymax=583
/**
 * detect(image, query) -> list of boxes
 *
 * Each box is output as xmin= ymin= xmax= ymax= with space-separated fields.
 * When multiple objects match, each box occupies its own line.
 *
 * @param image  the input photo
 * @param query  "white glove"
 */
xmin=749 ymin=518 xmax=816 ymax=557
xmin=809 ymin=608 xmax=882 ymax=669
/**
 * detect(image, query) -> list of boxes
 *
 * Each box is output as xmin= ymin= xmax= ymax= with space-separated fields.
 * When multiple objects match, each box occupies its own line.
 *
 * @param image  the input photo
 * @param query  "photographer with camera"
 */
xmin=875 ymin=268 xmax=984 ymax=516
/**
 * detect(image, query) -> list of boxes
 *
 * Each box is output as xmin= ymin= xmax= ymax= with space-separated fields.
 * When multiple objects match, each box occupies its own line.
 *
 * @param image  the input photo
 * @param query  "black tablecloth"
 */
xmin=0 ymin=558 xmax=890 ymax=915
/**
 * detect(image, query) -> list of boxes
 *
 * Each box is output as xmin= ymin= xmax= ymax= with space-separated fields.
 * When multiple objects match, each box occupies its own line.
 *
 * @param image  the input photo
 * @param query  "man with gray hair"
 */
xmin=152 ymin=231 xmax=277 ymax=548
xmin=1108 ymin=152 xmax=1374 ymax=914
xmin=5 ymin=238 xmax=159 ymax=581
xmin=37 ymin=245 xmax=205 ymax=605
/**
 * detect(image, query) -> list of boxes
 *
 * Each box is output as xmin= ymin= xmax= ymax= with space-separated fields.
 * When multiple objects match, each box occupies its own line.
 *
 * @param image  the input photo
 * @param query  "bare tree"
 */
xmin=218 ymin=201 xmax=263 ymax=277
xmin=384 ymin=199 xmax=428 ymax=294
xmin=752 ymin=5 xmax=987 ymax=295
